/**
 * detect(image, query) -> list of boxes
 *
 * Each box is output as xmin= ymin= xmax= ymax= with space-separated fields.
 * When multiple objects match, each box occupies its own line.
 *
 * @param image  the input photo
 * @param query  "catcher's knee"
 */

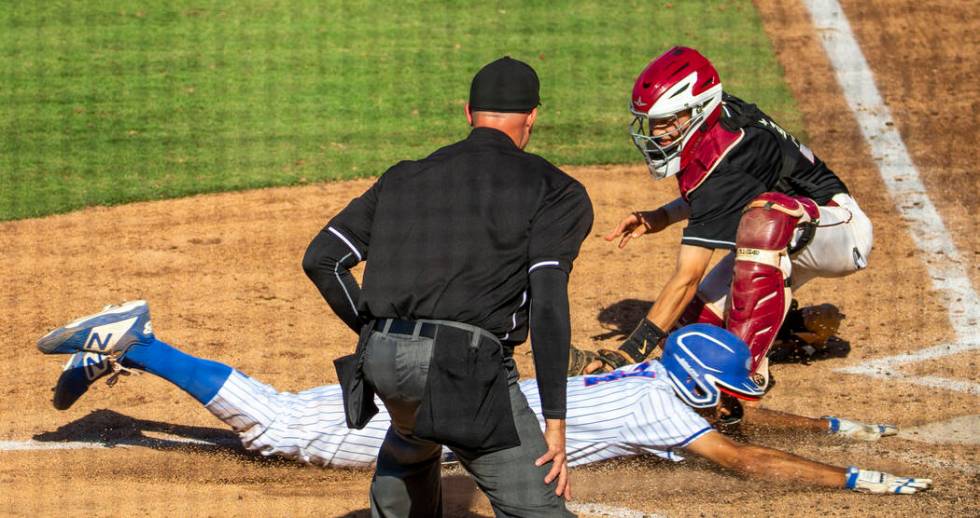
xmin=737 ymin=192 xmax=819 ymax=260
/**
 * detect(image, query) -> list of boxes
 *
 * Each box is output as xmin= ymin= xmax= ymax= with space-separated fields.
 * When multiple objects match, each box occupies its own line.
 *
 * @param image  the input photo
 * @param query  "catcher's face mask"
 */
xmin=629 ymin=46 xmax=724 ymax=180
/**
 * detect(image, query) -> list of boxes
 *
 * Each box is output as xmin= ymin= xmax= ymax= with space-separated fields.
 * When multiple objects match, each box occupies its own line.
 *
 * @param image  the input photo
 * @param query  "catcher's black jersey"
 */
xmin=328 ymin=127 xmax=593 ymax=340
xmin=682 ymin=95 xmax=848 ymax=250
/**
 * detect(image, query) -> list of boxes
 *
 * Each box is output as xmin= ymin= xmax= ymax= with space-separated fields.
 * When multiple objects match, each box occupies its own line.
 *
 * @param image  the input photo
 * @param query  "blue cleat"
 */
xmin=37 ymin=300 xmax=154 ymax=355
xmin=52 ymin=351 xmax=114 ymax=410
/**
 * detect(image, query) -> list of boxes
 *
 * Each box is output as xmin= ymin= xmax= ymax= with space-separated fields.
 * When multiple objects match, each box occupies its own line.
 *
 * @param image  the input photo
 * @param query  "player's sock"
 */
xmin=120 ymin=338 xmax=232 ymax=404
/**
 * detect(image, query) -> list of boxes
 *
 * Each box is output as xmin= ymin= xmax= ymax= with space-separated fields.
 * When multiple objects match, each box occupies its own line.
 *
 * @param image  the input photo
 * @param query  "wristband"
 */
xmin=845 ymin=466 xmax=860 ymax=489
xmin=823 ymin=416 xmax=841 ymax=433
xmin=619 ymin=319 xmax=668 ymax=362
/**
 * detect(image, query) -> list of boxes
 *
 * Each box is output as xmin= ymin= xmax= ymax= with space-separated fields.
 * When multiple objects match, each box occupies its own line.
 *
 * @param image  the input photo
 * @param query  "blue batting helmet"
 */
xmin=661 ymin=324 xmax=764 ymax=408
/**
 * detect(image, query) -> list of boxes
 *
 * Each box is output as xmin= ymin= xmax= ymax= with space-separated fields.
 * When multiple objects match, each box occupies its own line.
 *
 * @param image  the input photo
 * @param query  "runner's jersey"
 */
xmin=681 ymin=94 xmax=849 ymax=250
xmin=206 ymin=361 xmax=712 ymax=468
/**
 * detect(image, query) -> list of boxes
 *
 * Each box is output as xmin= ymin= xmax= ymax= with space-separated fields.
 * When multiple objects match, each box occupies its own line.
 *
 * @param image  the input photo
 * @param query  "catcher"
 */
xmin=574 ymin=47 xmax=871 ymax=389
xmin=37 ymin=301 xmax=931 ymax=496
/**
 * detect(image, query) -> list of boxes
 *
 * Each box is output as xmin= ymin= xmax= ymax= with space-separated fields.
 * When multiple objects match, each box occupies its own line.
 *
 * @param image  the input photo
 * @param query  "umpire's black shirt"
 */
xmin=308 ymin=127 xmax=593 ymax=418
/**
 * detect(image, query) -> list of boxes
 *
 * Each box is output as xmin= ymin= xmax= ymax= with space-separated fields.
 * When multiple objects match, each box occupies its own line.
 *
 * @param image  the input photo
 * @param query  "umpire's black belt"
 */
xmin=373 ymin=318 xmax=438 ymax=339
xmin=373 ymin=318 xmax=499 ymax=346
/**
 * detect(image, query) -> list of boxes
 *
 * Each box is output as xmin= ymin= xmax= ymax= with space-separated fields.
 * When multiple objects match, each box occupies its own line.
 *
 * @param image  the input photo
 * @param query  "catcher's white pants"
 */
xmin=698 ymin=193 xmax=873 ymax=316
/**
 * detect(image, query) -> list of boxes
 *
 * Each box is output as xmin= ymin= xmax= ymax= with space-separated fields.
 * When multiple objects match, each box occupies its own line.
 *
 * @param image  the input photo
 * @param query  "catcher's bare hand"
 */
xmin=536 ymin=419 xmax=571 ymax=499
xmin=604 ymin=211 xmax=662 ymax=249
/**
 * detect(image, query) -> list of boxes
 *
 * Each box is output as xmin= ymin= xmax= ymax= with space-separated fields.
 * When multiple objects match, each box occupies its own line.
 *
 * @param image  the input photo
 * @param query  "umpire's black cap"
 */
xmin=469 ymin=56 xmax=540 ymax=113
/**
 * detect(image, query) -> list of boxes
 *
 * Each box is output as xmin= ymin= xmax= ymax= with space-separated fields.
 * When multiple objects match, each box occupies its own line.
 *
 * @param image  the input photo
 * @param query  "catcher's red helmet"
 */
xmin=628 ymin=47 xmax=723 ymax=179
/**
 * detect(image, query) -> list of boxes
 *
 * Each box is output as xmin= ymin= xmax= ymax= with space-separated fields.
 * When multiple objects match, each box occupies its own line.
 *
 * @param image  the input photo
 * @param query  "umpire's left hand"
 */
xmin=537 ymin=418 xmax=571 ymax=499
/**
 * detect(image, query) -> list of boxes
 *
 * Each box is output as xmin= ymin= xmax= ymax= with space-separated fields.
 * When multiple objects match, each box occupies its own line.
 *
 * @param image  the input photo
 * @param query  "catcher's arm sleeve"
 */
xmin=661 ymin=196 xmax=691 ymax=225
xmin=529 ymin=267 xmax=571 ymax=420
xmin=302 ymin=229 xmax=365 ymax=333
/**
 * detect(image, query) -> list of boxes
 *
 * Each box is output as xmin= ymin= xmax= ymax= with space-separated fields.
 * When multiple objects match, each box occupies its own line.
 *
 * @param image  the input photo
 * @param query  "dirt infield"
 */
xmin=2 ymin=1 xmax=977 ymax=516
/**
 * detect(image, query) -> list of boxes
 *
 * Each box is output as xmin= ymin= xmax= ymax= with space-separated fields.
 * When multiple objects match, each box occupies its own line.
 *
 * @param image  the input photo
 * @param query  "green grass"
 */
xmin=0 ymin=1 xmax=802 ymax=220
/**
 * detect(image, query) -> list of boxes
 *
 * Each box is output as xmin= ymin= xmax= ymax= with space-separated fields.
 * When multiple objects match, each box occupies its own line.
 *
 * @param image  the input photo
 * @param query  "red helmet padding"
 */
xmin=631 ymin=47 xmax=721 ymax=115
xmin=718 ymin=384 xmax=762 ymax=402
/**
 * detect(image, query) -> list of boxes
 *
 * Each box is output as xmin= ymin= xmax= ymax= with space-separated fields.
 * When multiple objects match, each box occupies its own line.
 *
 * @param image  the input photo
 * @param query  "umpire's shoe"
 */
xmin=37 ymin=300 xmax=154 ymax=356
xmin=52 ymin=351 xmax=115 ymax=410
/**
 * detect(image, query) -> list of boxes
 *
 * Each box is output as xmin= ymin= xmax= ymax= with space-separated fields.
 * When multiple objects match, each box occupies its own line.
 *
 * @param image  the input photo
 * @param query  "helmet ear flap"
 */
xmin=662 ymin=353 xmax=722 ymax=408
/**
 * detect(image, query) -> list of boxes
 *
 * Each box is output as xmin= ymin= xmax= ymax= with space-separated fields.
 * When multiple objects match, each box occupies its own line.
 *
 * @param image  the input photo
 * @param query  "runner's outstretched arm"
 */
xmin=741 ymin=406 xmax=898 ymax=441
xmin=684 ymin=430 xmax=930 ymax=494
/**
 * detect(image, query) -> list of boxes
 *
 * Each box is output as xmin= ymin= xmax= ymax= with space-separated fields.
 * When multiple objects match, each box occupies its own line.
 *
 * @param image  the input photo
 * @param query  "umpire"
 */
xmin=303 ymin=57 xmax=593 ymax=517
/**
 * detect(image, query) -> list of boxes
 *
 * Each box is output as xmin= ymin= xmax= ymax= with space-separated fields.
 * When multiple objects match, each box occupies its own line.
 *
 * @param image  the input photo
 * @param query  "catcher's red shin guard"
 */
xmin=728 ymin=260 xmax=789 ymax=372
xmin=727 ymin=193 xmax=817 ymax=373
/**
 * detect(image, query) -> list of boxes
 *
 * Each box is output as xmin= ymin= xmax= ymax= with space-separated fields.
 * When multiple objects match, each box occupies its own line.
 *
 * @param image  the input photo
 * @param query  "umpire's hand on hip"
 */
xmin=536 ymin=418 xmax=571 ymax=499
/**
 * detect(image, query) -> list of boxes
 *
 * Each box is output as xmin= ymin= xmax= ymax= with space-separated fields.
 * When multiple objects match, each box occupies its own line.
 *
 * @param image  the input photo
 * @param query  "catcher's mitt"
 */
xmin=791 ymin=302 xmax=845 ymax=345
xmin=770 ymin=301 xmax=848 ymax=364
xmin=567 ymin=319 xmax=667 ymax=376
xmin=566 ymin=346 xmax=636 ymax=376
xmin=567 ymin=346 xmax=600 ymax=377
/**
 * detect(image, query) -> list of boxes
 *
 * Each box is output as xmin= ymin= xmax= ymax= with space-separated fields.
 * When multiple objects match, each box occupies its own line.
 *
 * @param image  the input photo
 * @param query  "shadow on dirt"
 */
xmin=590 ymin=298 xmax=653 ymax=341
xmin=32 ymin=408 xmax=256 ymax=457
xmin=768 ymin=336 xmax=851 ymax=365
xmin=36 ymin=411 xmax=491 ymax=514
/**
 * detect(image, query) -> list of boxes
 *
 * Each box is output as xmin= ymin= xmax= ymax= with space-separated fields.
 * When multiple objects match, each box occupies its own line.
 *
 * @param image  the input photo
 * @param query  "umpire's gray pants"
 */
xmin=361 ymin=328 xmax=574 ymax=518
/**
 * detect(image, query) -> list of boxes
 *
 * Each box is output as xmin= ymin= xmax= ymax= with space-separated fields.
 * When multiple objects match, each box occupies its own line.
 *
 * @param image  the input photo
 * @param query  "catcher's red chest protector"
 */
xmin=676 ymin=120 xmax=745 ymax=201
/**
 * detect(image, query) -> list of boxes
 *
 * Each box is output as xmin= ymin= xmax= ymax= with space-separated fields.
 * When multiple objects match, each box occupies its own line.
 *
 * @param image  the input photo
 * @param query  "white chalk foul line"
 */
xmin=567 ymin=502 xmax=666 ymax=518
xmin=804 ymin=0 xmax=980 ymax=394
xmin=0 ymin=435 xmax=232 ymax=452
xmin=836 ymin=341 xmax=980 ymax=395
xmin=0 ymin=440 xmax=119 ymax=451
xmin=898 ymin=414 xmax=980 ymax=446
